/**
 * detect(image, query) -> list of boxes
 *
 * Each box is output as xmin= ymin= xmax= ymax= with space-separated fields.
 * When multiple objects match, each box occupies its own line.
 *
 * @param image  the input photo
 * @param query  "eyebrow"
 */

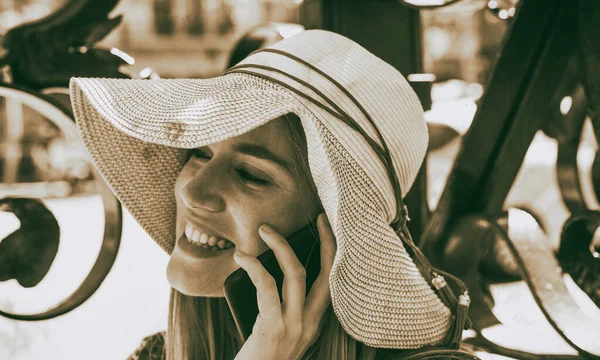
xmin=232 ymin=143 xmax=293 ymax=173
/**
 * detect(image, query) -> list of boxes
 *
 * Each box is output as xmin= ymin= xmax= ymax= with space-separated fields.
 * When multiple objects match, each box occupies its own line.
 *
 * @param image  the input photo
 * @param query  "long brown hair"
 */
xmin=165 ymin=113 xmax=378 ymax=360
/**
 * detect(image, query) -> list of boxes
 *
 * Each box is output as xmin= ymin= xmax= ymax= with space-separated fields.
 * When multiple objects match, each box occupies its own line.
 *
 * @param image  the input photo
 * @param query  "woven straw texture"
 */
xmin=69 ymin=29 xmax=451 ymax=349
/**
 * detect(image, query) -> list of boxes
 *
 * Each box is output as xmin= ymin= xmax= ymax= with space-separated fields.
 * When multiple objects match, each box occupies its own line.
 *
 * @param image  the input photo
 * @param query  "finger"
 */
xmin=304 ymin=214 xmax=336 ymax=327
xmin=259 ymin=224 xmax=306 ymax=320
xmin=234 ymin=250 xmax=282 ymax=320
xmin=317 ymin=213 xmax=336 ymax=262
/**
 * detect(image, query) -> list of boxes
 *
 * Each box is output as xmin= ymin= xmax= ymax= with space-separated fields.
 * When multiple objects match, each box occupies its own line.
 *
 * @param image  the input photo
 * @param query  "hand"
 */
xmin=233 ymin=213 xmax=336 ymax=360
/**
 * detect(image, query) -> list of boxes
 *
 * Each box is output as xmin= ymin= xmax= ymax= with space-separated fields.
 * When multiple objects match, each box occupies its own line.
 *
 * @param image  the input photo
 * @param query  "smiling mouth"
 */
xmin=184 ymin=223 xmax=235 ymax=251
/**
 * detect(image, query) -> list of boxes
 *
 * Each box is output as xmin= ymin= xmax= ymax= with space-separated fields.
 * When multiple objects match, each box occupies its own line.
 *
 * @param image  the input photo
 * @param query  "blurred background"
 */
xmin=0 ymin=0 xmax=510 ymax=78
xmin=0 ymin=0 xmax=598 ymax=359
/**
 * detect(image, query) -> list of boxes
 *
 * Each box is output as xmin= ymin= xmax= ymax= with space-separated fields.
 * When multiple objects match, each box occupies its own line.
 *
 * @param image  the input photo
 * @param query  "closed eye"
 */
xmin=190 ymin=148 xmax=270 ymax=187
xmin=237 ymin=168 xmax=270 ymax=186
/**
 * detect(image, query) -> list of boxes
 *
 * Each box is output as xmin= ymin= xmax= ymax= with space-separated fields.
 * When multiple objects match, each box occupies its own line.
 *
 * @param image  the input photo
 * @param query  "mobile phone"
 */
xmin=223 ymin=220 xmax=321 ymax=340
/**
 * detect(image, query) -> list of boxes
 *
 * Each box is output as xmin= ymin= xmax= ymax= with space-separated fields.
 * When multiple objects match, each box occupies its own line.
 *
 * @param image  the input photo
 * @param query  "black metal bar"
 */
xmin=419 ymin=0 xmax=563 ymax=263
xmin=2 ymin=0 xmax=125 ymax=90
xmin=480 ymin=1 xmax=577 ymax=214
xmin=320 ymin=0 xmax=429 ymax=236
xmin=405 ymin=161 xmax=429 ymax=240
xmin=319 ymin=0 xmax=423 ymax=76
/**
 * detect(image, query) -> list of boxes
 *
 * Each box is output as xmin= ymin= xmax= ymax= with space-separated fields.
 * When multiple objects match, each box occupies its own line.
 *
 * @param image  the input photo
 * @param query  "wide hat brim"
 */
xmin=70 ymin=30 xmax=451 ymax=349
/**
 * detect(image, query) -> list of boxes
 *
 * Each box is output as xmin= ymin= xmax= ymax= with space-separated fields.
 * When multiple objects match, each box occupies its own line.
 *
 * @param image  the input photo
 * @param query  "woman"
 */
xmin=70 ymin=30 xmax=469 ymax=359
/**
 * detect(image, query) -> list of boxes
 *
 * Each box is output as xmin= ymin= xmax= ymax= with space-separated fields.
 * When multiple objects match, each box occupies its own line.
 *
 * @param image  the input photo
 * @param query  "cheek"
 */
xmin=227 ymin=200 xmax=267 ymax=255
xmin=230 ymin=194 xmax=311 ymax=255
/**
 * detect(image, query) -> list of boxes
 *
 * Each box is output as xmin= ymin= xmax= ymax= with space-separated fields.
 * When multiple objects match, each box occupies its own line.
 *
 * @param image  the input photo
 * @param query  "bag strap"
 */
xmin=398 ymin=226 xmax=473 ymax=349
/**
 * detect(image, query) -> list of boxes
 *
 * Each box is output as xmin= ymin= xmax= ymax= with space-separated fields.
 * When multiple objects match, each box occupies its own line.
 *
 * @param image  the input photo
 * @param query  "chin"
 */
xmin=166 ymin=252 xmax=233 ymax=297
xmin=171 ymin=282 xmax=226 ymax=298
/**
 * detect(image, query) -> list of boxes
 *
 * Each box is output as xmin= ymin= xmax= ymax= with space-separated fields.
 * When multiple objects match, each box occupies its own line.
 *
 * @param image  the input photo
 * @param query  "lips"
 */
xmin=183 ymin=213 xmax=233 ymax=245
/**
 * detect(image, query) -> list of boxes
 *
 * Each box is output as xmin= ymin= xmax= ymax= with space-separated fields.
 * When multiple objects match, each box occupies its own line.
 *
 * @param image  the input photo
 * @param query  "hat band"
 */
xmin=226 ymin=52 xmax=473 ymax=347
xmin=225 ymin=49 xmax=408 ymax=230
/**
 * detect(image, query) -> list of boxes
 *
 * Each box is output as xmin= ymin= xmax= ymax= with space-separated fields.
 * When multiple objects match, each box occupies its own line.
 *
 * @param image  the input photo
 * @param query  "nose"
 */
xmin=179 ymin=163 xmax=226 ymax=212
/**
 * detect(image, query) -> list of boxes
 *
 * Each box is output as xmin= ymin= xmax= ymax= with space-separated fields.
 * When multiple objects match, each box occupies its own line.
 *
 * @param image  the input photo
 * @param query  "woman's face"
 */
xmin=167 ymin=117 xmax=321 ymax=297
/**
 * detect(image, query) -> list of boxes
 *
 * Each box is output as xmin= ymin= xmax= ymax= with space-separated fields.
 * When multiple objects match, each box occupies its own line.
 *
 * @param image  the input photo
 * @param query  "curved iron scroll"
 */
xmin=0 ymin=197 xmax=59 ymax=288
xmin=418 ymin=0 xmax=600 ymax=358
xmin=0 ymin=0 xmax=126 ymax=90
xmin=540 ymin=1 xmax=600 ymax=308
xmin=443 ymin=209 xmax=600 ymax=359
xmin=558 ymin=211 xmax=600 ymax=308
xmin=541 ymin=54 xmax=590 ymax=213
xmin=0 ymin=0 xmax=127 ymax=320
xmin=0 ymin=84 xmax=122 ymax=321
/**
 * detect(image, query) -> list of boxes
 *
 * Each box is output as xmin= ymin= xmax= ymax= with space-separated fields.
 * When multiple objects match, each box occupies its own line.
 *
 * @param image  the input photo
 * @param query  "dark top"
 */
xmin=126 ymin=332 xmax=479 ymax=360
xmin=127 ymin=332 xmax=165 ymax=360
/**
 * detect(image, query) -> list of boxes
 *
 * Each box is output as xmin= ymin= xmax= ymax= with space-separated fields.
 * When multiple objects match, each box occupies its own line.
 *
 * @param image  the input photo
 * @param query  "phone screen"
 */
xmin=223 ymin=221 xmax=321 ymax=340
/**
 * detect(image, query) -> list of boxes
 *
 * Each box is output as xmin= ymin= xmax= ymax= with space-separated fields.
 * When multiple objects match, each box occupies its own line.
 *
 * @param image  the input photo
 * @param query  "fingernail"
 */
xmin=260 ymin=224 xmax=273 ymax=233
xmin=235 ymin=250 xmax=247 ymax=258
xmin=319 ymin=213 xmax=329 ymax=226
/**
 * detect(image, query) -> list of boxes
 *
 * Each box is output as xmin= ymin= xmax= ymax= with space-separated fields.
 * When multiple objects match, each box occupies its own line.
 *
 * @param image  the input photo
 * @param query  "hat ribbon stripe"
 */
xmin=244 ymin=48 xmax=406 ymax=227
xmin=226 ymin=64 xmax=392 ymax=180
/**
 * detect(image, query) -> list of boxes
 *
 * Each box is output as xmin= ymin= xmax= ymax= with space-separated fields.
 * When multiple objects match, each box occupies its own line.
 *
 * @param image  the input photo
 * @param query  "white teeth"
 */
xmin=199 ymin=233 xmax=209 ymax=244
xmin=184 ymin=223 xmax=235 ymax=250
xmin=191 ymin=230 xmax=200 ymax=242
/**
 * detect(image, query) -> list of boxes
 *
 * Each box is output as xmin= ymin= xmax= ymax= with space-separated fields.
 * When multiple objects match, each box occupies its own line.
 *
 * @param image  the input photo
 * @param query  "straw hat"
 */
xmin=69 ymin=30 xmax=452 ymax=349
